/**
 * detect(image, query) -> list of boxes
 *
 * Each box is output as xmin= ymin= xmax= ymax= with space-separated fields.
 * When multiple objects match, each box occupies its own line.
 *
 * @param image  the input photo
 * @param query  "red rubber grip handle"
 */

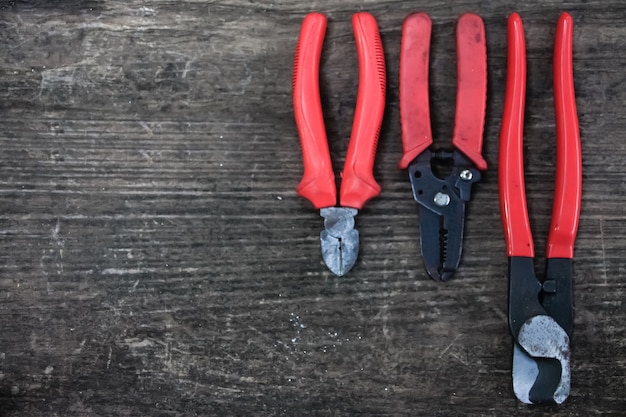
xmin=499 ymin=13 xmax=534 ymax=258
xmin=398 ymin=12 xmax=433 ymax=170
xmin=547 ymin=12 xmax=581 ymax=259
xmin=452 ymin=13 xmax=488 ymax=170
xmin=340 ymin=12 xmax=386 ymax=209
xmin=293 ymin=13 xmax=336 ymax=209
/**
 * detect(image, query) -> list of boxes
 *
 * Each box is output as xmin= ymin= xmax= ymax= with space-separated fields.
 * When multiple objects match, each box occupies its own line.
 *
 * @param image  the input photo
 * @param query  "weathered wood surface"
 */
xmin=0 ymin=1 xmax=624 ymax=415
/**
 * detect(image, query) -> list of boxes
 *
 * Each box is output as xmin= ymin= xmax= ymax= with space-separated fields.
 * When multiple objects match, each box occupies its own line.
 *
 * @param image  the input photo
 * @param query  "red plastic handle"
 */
xmin=340 ymin=12 xmax=386 ymax=209
xmin=293 ymin=13 xmax=336 ymax=209
xmin=452 ymin=13 xmax=488 ymax=170
xmin=547 ymin=12 xmax=581 ymax=259
xmin=398 ymin=12 xmax=433 ymax=170
xmin=499 ymin=13 xmax=534 ymax=258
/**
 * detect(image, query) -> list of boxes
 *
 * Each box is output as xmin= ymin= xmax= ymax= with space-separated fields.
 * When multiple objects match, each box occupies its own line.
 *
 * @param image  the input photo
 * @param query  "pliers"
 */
xmin=499 ymin=12 xmax=581 ymax=404
xmin=293 ymin=12 xmax=386 ymax=276
xmin=399 ymin=13 xmax=487 ymax=281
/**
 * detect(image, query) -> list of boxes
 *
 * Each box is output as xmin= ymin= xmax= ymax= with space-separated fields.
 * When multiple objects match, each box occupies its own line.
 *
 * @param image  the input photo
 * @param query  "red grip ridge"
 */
xmin=547 ymin=12 xmax=581 ymax=259
xmin=499 ymin=13 xmax=534 ymax=258
xmin=452 ymin=13 xmax=488 ymax=170
xmin=398 ymin=12 xmax=433 ymax=170
xmin=293 ymin=13 xmax=336 ymax=209
xmin=340 ymin=12 xmax=386 ymax=209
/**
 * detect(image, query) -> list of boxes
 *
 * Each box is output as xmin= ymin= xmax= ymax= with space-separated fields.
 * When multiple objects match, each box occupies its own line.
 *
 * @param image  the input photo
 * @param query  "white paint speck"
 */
xmin=106 ymin=347 xmax=112 ymax=370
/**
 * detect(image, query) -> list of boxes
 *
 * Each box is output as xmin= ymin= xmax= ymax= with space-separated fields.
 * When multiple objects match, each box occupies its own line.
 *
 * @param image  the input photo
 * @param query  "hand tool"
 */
xmin=399 ymin=13 xmax=487 ymax=281
xmin=293 ymin=12 xmax=385 ymax=276
xmin=499 ymin=12 xmax=581 ymax=404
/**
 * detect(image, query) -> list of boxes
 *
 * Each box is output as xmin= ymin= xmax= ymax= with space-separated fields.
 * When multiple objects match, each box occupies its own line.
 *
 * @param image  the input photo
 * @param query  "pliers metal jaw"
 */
xmin=399 ymin=13 xmax=488 ymax=281
xmin=509 ymin=258 xmax=573 ymax=404
xmin=407 ymin=150 xmax=481 ymax=281
xmin=320 ymin=208 xmax=359 ymax=276
xmin=293 ymin=12 xmax=386 ymax=276
xmin=500 ymin=12 xmax=581 ymax=404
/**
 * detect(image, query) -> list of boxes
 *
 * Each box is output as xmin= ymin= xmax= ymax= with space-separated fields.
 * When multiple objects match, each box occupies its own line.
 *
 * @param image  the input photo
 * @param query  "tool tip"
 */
xmin=319 ymin=207 xmax=359 ymax=276
xmin=321 ymin=230 xmax=359 ymax=276
xmin=513 ymin=316 xmax=571 ymax=404
xmin=425 ymin=266 xmax=456 ymax=282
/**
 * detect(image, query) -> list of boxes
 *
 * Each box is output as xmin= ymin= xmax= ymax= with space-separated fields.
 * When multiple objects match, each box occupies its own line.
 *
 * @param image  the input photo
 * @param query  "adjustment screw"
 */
xmin=542 ymin=280 xmax=557 ymax=294
xmin=434 ymin=192 xmax=450 ymax=207
xmin=460 ymin=169 xmax=473 ymax=181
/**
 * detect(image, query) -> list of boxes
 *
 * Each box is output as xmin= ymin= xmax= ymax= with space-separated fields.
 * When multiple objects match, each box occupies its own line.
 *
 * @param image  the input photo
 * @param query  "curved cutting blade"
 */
xmin=319 ymin=207 xmax=359 ymax=276
xmin=513 ymin=315 xmax=571 ymax=404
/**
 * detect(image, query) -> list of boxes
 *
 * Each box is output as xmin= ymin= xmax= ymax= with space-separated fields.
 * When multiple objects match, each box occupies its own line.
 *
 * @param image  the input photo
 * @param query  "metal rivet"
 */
xmin=460 ymin=169 xmax=473 ymax=181
xmin=434 ymin=192 xmax=450 ymax=207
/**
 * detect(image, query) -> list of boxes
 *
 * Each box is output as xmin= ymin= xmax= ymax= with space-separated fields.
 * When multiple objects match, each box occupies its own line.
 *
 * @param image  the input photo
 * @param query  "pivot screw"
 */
xmin=460 ymin=169 xmax=473 ymax=181
xmin=434 ymin=192 xmax=450 ymax=207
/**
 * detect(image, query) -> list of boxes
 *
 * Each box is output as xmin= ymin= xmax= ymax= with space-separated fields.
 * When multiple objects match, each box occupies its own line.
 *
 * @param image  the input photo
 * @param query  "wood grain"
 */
xmin=0 ymin=1 xmax=625 ymax=415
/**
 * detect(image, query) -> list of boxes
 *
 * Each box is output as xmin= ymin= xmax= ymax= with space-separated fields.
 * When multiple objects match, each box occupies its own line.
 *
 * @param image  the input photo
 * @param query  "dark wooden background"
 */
xmin=0 ymin=0 xmax=624 ymax=416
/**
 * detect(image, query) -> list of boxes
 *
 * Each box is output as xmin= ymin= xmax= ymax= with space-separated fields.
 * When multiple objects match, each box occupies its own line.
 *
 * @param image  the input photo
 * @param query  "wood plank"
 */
xmin=0 ymin=1 xmax=624 ymax=415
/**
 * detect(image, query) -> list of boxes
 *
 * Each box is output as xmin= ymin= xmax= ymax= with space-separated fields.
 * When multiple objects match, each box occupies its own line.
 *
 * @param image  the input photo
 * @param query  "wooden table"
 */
xmin=0 ymin=1 xmax=624 ymax=415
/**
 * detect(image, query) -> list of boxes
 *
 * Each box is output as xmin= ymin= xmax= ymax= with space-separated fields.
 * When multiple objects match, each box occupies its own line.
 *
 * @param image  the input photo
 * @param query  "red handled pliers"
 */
xmin=499 ymin=12 xmax=581 ymax=404
xmin=293 ymin=12 xmax=386 ymax=276
xmin=399 ymin=13 xmax=487 ymax=281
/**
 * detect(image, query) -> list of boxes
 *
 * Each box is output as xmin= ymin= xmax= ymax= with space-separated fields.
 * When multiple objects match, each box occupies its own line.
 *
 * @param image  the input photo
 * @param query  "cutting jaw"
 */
xmin=407 ymin=150 xmax=481 ymax=281
xmin=508 ymin=257 xmax=573 ymax=404
xmin=513 ymin=316 xmax=571 ymax=404
xmin=320 ymin=207 xmax=359 ymax=276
